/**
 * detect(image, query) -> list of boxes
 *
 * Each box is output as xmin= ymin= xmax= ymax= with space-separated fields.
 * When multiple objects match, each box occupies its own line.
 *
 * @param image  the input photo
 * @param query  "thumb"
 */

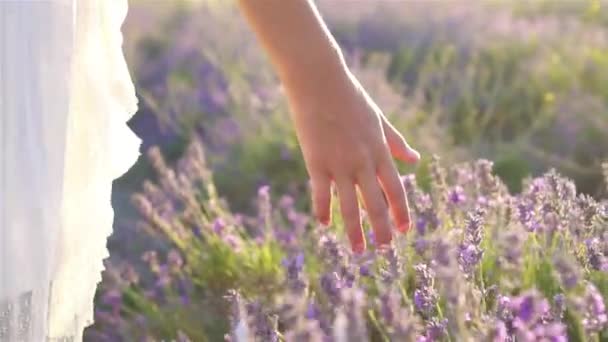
xmin=382 ymin=117 xmax=420 ymax=164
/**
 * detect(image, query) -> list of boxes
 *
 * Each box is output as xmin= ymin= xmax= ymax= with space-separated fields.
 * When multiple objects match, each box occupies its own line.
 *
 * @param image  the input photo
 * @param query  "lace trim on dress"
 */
xmin=0 ymin=291 xmax=32 ymax=341
xmin=0 ymin=289 xmax=77 ymax=342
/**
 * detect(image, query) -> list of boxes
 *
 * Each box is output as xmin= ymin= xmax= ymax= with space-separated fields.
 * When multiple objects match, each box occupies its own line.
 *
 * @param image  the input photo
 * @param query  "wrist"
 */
xmin=279 ymin=50 xmax=351 ymax=96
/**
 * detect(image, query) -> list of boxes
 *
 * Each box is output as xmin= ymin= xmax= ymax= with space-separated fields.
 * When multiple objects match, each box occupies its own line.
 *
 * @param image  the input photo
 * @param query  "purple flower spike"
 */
xmin=283 ymin=253 xmax=306 ymax=292
xmin=448 ymin=185 xmax=466 ymax=205
xmin=490 ymin=320 xmax=508 ymax=342
xmin=367 ymin=230 xmax=375 ymax=246
xmin=359 ymin=264 xmax=371 ymax=277
xmin=193 ymin=225 xmax=203 ymax=239
xmin=416 ymin=217 xmax=427 ymax=235
xmin=168 ymin=249 xmax=184 ymax=270
xmin=413 ymin=264 xmax=438 ymax=318
xmin=580 ymin=283 xmax=608 ymax=333
xmin=501 ymin=290 xmax=566 ymax=341
xmin=101 ymin=289 xmax=123 ymax=316
xmin=425 ymin=318 xmax=448 ymax=341
xmin=414 ymin=238 xmax=429 ymax=255
xmin=517 ymin=295 xmax=536 ymax=323
xmin=554 ymin=257 xmax=579 ymax=290
xmin=306 ymin=302 xmax=319 ymax=320
xmin=258 ymin=185 xmax=270 ymax=200
xmin=320 ymin=272 xmax=341 ymax=303
xmin=295 ymin=253 xmax=305 ymax=269
xmin=279 ymin=195 xmax=295 ymax=210
xmin=585 ymin=238 xmax=608 ymax=271
xmin=212 ymin=218 xmax=226 ymax=234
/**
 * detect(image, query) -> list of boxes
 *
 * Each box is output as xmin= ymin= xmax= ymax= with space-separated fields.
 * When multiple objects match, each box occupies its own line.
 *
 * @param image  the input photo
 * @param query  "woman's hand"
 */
xmin=282 ymin=66 xmax=420 ymax=252
xmin=237 ymin=0 xmax=420 ymax=252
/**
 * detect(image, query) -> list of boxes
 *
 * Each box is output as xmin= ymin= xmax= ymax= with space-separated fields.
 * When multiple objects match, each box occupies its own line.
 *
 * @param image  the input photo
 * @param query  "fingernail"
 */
xmin=398 ymin=221 xmax=411 ymax=233
xmin=376 ymin=234 xmax=393 ymax=248
xmin=352 ymin=241 xmax=366 ymax=254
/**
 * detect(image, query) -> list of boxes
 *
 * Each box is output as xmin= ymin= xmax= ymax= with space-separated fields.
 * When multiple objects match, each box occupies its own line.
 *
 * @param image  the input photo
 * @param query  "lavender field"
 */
xmin=87 ymin=1 xmax=608 ymax=341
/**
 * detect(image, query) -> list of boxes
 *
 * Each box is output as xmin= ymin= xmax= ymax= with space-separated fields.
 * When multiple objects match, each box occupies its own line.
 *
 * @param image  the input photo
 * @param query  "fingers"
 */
xmin=381 ymin=117 xmax=420 ymax=164
xmin=311 ymin=173 xmax=332 ymax=225
xmin=357 ymin=169 xmax=393 ymax=247
xmin=377 ymin=157 xmax=412 ymax=233
xmin=335 ymin=178 xmax=365 ymax=253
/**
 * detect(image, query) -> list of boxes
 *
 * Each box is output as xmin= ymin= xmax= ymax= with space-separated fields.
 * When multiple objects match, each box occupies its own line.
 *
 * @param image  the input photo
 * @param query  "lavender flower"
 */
xmin=176 ymin=277 xmax=191 ymax=305
xmin=246 ymin=302 xmax=279 ymax=342
xmin=578 ymin=283 xmax=608 ymax=333
xmin=141 ymin=250 xmax=161 ymax=274
xmin=475 ymin=159 xmax=499 ymax=200
xmin=100 ymin=289 xmax=123 ymax=317
xmin=485 ymin=319 xmax=508 ymax=342
xmin=553 ymin=256 xmax=580 ymax=290
xmin=319 ymin=234 xmax=345 ymax=266
xmin=168 ymin=249 xmax=184 ymax=272
xmin=378 ymin=288 xmax=420 ymax=340
xmin=335 ymin=288 xmax=368 ymax=341
xmin=499 ymin=290 xmax=568 ymax=342
xmin=320 ymin=272 xmax=341 ymax=304
xmin=501 ymin=230 xmax=524 ymax=266
xmin=516 ymin=200 xmax=535 ymax=226
xmin=367 ymin=230 xmax=375 ymax=246
xmin=458 ymin=243 xmax=484 ymax=276
xmin=93 ymin=105 xmax=608 ymax=342
xmin=415 ymin=217 xmax=427 ymax=235
xmin=458 ymin=208 xmax=485 ymax=276
xmin=423 ymin=318 xmax=449 ymax=341
xmin=414 ymin=237 xmax=430 ymax=256
xmin=413 ymin=264 xmax=438 ymax=319
xmin=552 ymin=294 xmax=566 ymax=321
xmin=379 ymin=247 xmax=401 ymax=284
xmin=546 ymin=170 xmax=577 ymax=203
xmin=430 ymin=155 xmax=448 ymax=204
xmin=585 ymin=238 xmax=608 ymax=271
xmin=432 ymin=239 xmax=453 ymax=268
xmin=283 ymin=253 xmax=307 ymax=292
xmin=359 ymin=264 xmax=372 ymax=277
xmin=448 ymin=185 xmax=467 ymax=205
xmin=576 ymin=194 xmax=600 ymax=227
xmin=212 ymin=217 xmax=226 ymax=234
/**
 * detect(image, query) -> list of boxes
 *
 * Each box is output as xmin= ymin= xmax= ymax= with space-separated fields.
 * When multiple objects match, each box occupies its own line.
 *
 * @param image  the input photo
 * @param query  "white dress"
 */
xmin=0 ymin=0 xmax=139 ymax=341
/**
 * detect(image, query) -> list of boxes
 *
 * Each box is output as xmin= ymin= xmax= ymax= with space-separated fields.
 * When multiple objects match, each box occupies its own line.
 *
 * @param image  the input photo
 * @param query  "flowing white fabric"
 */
xmin=0 ymin=0 xmax=139 ymax=341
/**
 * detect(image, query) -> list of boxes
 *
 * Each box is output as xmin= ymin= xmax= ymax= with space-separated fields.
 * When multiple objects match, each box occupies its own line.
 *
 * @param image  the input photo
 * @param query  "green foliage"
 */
xmin=95 ymin=2 xmax=608 ymax=341
xmin=493 ymin=154 xmax=531 ymax=193
xmin=214 ymin=127 xmax=307 ymax=213
xmin=564 ymin=308 xmax=586 ymax=342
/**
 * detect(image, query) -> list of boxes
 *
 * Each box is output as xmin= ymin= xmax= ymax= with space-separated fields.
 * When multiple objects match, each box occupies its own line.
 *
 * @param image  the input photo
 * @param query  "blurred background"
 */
xmin=112 ymin=0 xmax=607 ymax=253
xmin=94 ymin=0 xmax=607 ymax=339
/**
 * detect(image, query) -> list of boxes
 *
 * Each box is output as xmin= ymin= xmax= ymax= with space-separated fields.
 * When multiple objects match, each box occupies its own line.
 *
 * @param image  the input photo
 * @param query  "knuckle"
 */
xmin=342 ymin=205 xmax=359 ymax=219
xmin=367 ymin=202 xmax=387 ymax=220
xmin=384 ymin=179 xmax=401 ymax=195
xmin=391 ymin=187 xmax=407 ymax=204
xmin=337 ymin=149 xmax=373 ymax=171
xmin=376 ymin=234 xmax=393 ymax=246
xmin=314 ymin=190 xmax=330 ymax=203
xmin=400 ymin=206 xmax=411 ymax=218
xmin=379 ymin=157 xmax=398 ymax=175
xmin=314 ymin=203 xmax=328 ymax=215
xmin=395 ymin=208 xmax=410 ymax=224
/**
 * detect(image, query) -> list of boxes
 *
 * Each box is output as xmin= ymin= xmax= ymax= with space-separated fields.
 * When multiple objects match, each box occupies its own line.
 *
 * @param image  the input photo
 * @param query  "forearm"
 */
xmin=237 ymin=0 xmax=348 ymax=87
xmin=238 ymin=1 xmax=419 ymax=250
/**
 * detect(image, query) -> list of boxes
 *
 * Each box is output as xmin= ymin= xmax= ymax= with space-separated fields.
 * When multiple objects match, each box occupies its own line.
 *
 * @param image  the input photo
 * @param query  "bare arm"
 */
xmin=237 ymin=0 xmax=345 ymax=87
xmin=237 ymin=0 xmax=420 ymax=252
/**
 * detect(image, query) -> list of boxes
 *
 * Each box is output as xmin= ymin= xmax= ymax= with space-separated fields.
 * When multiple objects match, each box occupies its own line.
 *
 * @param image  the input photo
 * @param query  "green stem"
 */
xmin=368 ymin=309 xmax=390 ymax=342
